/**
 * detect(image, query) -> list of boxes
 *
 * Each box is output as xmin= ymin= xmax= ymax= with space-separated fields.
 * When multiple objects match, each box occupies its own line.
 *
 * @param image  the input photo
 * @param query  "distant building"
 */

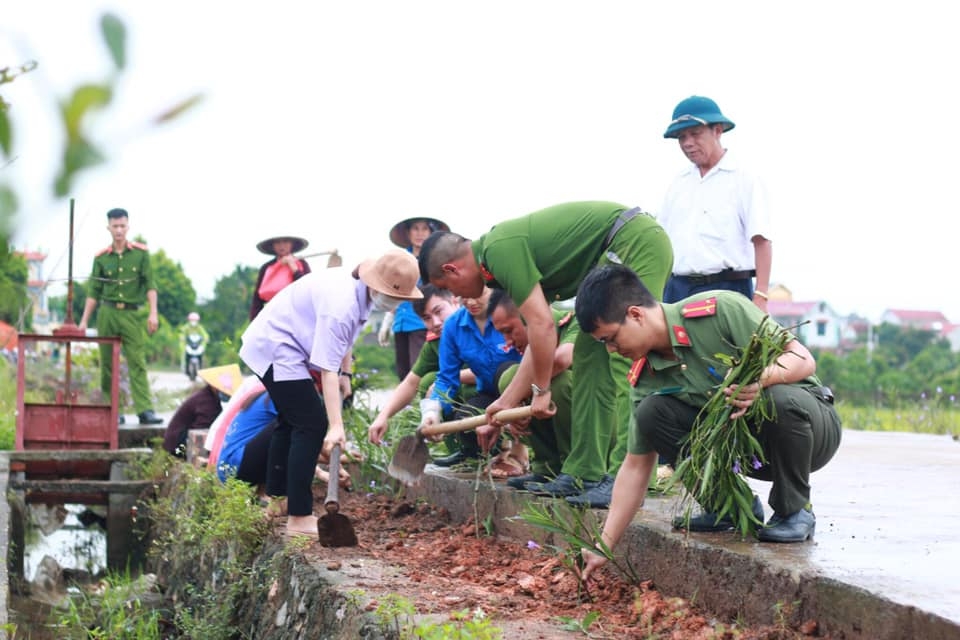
xmin=880 ymin=309 xmax=952 ymax=333
xmin=14 ymin=249 xmax=52 ymax=329
xmin=767 ymin=299 xmax=846 ymax=350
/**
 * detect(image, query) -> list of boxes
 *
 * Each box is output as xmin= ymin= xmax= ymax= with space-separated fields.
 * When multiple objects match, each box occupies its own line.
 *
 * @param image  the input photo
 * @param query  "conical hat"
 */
xmin=198 ymin=364 xmax=243 ymax=396
xmin=389 ymin=217 xmax=450 ymax=248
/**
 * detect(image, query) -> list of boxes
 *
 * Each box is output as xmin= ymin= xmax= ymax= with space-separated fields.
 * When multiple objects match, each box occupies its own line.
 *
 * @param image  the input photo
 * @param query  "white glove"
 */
xmin=418 ymin=397 xmax=441 ymax=429
xmin=378 ymin=311 xmax=394 ymax=347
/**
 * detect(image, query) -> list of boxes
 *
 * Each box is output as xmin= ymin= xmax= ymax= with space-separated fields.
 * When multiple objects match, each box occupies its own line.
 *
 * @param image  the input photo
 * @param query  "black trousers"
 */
xmin=394 ymin=329 xmax=427 ymax=380
xmin=235 ymin=418 xmax=279 ymax=487
xmin=260 ymin=366 xmax=328 ymax=516
xmin=635 ymin=385 xmax=842 ymax=515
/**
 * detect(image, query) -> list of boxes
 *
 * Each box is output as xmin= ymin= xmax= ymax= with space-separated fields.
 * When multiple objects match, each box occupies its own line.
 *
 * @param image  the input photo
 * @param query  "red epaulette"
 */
xmin=557 ymin=311 xmax=573 ymax=327
xmin=627 ymin=357 xmax=648 ymax=387
xmin=128 ymin=240 xmax=149 ymax=251
xmin=425 ymin=330 xmax=440 ymax=342
xmin=95 ymin=245 xmax=113 ymax=257
xmin=479 ymin=262 xmax=495 ymax=282
xmin=681 ymin=297 xmax=717 ymax=318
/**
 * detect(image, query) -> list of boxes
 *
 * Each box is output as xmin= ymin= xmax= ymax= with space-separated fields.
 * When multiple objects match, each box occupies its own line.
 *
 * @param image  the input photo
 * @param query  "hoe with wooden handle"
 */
xmin=387 ymin=405 xmax=536 ymax=486
xmin=317 ymin=443 xmax=359 ymax=547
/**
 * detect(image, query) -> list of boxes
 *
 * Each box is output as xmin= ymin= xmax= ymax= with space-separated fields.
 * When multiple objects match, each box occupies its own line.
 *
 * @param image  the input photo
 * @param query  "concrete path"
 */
xmin=765 ymin=428 xmax=960 ymax=626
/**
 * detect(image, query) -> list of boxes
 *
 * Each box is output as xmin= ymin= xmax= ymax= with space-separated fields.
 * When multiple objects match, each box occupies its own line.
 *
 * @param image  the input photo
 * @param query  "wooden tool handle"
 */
xmin=325 ymin=443 xmax=341 ymax=513
xmin=418 ymin=405 xmax=537 ymax=437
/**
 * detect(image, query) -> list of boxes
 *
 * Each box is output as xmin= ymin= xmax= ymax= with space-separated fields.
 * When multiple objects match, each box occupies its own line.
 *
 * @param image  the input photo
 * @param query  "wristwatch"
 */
xmin=531 ymin=383 xmax=551 ymax=397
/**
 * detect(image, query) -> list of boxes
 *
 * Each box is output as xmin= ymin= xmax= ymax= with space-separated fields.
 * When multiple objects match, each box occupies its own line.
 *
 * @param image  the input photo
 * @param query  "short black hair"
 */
xmin=575 ymin=264 xmax=656 ymax=332
xmin=486 ymin=288 xmax=518 ymax=318
xmin=418 ymin=231 xmax=470 ymax=283
xmin=412 ymin=283 xmax=454 ymax=317
xmin=106 ymin=208 xmax=129 ymax=220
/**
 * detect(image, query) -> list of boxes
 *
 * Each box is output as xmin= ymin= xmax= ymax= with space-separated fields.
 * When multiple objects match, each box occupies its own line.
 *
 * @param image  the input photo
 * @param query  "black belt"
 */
xmin=808 ymin=386 xmax=835 ymax=405
xmin=101 ymin=300 xmax=139 ymax=311
xmin=602 ymin=207 xmax=648 ymax=252
xmin=675 ymin=269 xmax=756 ymax=286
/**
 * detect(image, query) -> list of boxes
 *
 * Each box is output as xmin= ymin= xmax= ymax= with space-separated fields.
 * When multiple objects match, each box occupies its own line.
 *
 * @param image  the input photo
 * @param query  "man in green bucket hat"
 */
xmin=658 ymin=95 xmax=773 ymax=312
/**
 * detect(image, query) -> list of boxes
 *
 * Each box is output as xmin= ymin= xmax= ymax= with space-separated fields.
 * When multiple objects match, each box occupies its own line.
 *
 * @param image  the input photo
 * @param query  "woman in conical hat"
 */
xmin=250 ymin=235 xmax=312 ymax=321
xmin=379 ymin=217 xmax=450 ymax=380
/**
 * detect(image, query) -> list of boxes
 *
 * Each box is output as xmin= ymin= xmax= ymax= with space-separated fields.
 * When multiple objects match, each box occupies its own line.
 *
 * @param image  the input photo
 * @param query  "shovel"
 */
xmin=387 ymin=405 xmax=537 ymax=486
xmin=316 ymin=443 xmax=358 ymax=547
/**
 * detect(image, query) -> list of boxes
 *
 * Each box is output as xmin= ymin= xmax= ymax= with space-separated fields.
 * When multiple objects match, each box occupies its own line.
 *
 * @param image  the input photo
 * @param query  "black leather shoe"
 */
xmin=506 ymin=472 xmax=548 ymax=490
xmin=566 ymin=475 xmax=615 ymax=508
xmin=757 ymin=508 xmax=816 ymax=543
xmin=431 ymin=450 xmax=469 ymax=467
xmin=673 ymin=495 xmax=765 ymax=532
xmin=137 ymin=410 xmax=163 ymax=425
xmin=525 ymin=473 xmax=598 ymax=498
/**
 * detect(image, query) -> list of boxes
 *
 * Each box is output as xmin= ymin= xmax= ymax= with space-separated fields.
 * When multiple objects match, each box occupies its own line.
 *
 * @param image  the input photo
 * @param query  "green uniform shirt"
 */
xmin=411 ymin=333 xmax=441 ymax=378
xmin=553 ymin=307 xmax=579 ymax=347
xmin=628 ymin=291 xmax=821 ymax=454
xmin=472 ymin=201 xmax=658 ymax=305
xmin=87 ymin=241 xmax=156 ymax=304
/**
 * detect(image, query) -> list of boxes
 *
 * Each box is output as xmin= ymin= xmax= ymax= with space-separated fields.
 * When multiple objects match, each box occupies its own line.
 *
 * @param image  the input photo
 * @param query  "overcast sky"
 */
xmin=3 ymin=1 xmax=956 ymax=322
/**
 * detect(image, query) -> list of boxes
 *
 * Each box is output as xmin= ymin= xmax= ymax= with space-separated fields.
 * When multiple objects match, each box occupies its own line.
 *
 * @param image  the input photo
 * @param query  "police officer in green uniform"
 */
xmin=78 ymin=208 xmax=163 ymax=425
xmin=574 ymin=265 xmax=842 ymax=580
xmin=479 ymin=289 xmax=577 ymax=488
xmin=418 ymin=201 xmax=674 ymax=508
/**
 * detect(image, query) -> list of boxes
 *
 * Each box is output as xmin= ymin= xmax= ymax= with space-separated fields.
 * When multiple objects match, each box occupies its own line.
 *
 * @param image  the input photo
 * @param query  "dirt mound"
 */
xmin=299 ymin=488 xmax=824 ymax=639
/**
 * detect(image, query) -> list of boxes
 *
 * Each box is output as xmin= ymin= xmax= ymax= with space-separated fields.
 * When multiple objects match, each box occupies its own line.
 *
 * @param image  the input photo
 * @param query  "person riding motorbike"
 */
xmin=179 ymin=311 xmax=210 ymax=380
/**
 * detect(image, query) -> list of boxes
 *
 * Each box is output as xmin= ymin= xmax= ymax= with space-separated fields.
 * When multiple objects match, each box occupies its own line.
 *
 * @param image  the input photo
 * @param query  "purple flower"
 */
xmin=751 ymin=456 xmax=762 ymax=470
xmin=732 ymin=460 xmax=742 ymax=474
xmin=527 ymin=540 xmax=541 ymax=550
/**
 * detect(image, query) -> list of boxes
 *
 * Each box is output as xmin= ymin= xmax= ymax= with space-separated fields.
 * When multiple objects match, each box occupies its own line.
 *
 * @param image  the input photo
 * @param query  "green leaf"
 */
xmin=0 ymin=107 xmax=11 ymax=157
xmin=55 ymin=138 xmax=106 ymax=197
xmin=60 ymin=84 xmax=113 ymax=140
xmin=100 ymin=13 xmax=127 ymax=71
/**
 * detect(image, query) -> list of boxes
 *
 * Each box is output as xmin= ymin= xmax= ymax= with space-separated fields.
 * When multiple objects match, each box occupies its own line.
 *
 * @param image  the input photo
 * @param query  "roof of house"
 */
xmin=883 ymin=309 xmax=951 ymax=323
xmin=768 ymin=300 xmax=820 ymax=318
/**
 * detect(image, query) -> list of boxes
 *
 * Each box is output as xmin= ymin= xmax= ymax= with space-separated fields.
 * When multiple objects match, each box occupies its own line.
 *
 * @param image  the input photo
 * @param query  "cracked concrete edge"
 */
xmin=404 ymin=468 xmax=960 ymax=640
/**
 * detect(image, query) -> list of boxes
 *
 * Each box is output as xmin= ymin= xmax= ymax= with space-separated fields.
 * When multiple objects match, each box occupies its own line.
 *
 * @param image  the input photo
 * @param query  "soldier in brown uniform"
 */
xmin=78 ymin=208 xmax=163 ymax=425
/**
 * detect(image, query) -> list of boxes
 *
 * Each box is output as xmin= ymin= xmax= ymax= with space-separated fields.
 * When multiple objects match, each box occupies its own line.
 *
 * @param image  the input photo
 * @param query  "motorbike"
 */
xmin=184 ymin=331 xmax=205 ymax=381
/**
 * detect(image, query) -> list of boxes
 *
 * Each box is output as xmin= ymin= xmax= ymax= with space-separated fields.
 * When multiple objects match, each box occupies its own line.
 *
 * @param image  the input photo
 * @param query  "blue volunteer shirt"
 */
xmin=391 ymin=300 xmax=427 ymax=333
xmin=217 ymin=391 xmax=277 ymax=482
xmin=430 ymin=307 xmax=521 ymax=414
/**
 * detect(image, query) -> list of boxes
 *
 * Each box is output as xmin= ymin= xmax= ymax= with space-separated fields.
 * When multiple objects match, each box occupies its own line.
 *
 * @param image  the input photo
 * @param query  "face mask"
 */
xmin=372 ymin=292 xmax=402 ymax=313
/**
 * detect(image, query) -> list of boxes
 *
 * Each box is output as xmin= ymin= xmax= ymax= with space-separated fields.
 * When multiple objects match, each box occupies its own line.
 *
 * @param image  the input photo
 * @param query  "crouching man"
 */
xmin=575 ymin=265 xmax=841 ymax=580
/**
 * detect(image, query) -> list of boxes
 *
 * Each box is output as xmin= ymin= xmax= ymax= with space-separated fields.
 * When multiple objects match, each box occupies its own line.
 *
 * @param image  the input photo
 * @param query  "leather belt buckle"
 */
xmin=115 ymin=301 xmax=126 ymax=309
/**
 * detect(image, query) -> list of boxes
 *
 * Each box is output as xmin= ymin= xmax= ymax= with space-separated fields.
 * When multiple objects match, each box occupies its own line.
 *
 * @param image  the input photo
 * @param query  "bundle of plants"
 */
xmin=669 ymin=316 xmax=795 ymax=538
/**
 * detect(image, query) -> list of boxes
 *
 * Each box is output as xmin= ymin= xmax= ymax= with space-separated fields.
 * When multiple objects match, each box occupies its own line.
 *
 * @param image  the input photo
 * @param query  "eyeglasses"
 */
xmin=595 ymin=322 xmax=625 ymax=349
xmin=669 ymin=114 xmax=708 ymax=127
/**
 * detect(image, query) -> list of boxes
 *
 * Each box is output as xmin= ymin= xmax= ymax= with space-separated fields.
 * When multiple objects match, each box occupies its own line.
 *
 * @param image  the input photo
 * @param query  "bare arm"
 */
xmin=78 ymin=297 xmax=98 ymax=331
xmin=368 ymin=372 xmax=422 ymax=444
xmin=726 ymin=339 xmax=816 ymax=418
xmin=552 ymin=342 xmax=573 ymax=378
xmin=320 ymin=369 xmax=346 ymax=457
xmin=751 ymin=235 xmax=772 ymax=312
xmin=581 ymin=452 xmax=657 ymax=581
xmin=146 ymin=289 xmax=159 ymax=334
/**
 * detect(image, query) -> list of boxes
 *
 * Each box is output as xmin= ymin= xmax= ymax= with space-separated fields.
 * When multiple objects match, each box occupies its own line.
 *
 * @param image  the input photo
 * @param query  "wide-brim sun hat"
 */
xmin=663 ymin=95 xmax=736 ymax=139
xmin=389 ymin=217 xmax=451 ymax=248
xmin=198 ymin=364 xmax=243 ymax=396
xmin=358 ymin=248 xmax=424 ymax=300
xmin=256 ymin=235 xmax=309 ymax=255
